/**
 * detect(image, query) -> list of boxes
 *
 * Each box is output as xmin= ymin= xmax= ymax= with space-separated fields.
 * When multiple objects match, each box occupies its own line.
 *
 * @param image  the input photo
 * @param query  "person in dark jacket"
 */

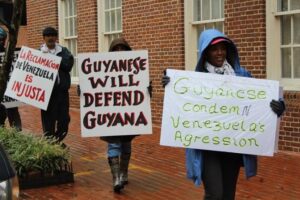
xmin=40 ymin=27 xmax=74 ymax=143
xmin=162 ymin=29 xmax=285 ymax=200
xmin=0 ymin=27 xmax=22 ymax=131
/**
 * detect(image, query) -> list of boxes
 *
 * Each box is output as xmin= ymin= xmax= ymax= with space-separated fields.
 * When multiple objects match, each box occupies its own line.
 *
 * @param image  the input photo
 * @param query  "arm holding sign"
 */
xmin=147 ymin=81 xmax=153 ymax=98
xmin=59 ymin=47 xmax=74 ymax=73
xmin=270 ymin=99 xmax=285 ymax=117
xmin=55 ymin=47 xmax=74 ymax=91
xmin=161 ymin=69 xmax=170 ymax=87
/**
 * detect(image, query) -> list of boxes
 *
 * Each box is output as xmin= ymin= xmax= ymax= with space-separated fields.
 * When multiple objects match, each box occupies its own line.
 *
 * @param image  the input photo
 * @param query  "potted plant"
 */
xmin=0 ymin=127 xmax=74 ymax=189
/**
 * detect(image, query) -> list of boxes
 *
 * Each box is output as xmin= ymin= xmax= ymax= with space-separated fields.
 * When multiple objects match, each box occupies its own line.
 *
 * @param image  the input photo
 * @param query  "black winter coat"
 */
xmin=54 ymin=47 xmax=74 ymax=91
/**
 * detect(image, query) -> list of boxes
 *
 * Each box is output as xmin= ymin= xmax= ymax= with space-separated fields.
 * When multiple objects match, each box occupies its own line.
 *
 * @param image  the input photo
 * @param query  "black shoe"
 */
xmin=113 ymin=184 xmax=123 ymax=193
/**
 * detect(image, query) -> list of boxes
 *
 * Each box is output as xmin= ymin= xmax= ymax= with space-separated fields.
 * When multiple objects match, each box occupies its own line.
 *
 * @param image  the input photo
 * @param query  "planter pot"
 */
xmin=18 ymin=170 xmax=74 ymax=189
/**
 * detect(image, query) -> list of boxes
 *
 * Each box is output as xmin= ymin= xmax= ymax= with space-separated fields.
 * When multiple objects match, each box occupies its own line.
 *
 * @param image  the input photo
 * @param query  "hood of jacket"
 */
xmin=195 ymin=29 xmax=241 ymax=73
xmin=109 ymin=38 xmax=132 ymax=52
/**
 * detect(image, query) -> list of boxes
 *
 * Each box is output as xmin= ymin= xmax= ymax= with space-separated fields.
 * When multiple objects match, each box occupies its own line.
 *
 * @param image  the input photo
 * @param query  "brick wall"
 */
xmin=77 ymin=0 xmax=98 ymax=53
xmin=17 ymin=26 xmax=28 ymax=47
xmin=122 ymin=0 xmax=185 ymax=126
xmin=280 ymin=92 xmax=300 ymax=152
xmin=225 ymin=0 xmax=266 ymax=79
xmin=27 ymin=0 xmax=58 ymax=49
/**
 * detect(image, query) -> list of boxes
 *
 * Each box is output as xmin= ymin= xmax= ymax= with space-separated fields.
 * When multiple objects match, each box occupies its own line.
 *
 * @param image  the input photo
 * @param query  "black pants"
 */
xmin=6 ymin=107 xmax=22 ymax=131
xmin=202 ymin=151 xmax=242 ymax=200
xmin=41 ymin=90 xmax=70 ymax=142
xmin=0 ymin=104 xmax=22 ymax=131
xmin=0 ymin=104 xmax=6 ymax=127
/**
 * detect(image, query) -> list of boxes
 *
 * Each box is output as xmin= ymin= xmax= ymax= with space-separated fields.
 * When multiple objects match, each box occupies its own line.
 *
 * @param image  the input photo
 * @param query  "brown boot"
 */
xmin=108 ymin=157 xmax=123 ymax=192
xmin=120 ymin=153 xmax=131 ymax=186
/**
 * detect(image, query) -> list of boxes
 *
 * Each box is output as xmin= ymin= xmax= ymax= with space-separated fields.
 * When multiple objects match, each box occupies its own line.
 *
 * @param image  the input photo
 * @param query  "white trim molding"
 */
xmin=266 ymin=1 xmax=300 ymax=91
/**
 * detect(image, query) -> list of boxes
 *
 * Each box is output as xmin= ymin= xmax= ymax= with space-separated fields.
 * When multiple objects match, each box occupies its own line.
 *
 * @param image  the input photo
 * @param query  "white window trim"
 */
xmin=58 ymin=0 xmax=79 ymax=83
xmin=191 ymin=18 xmax=224 ymax=25
xmin=97 ymin=0 xmax=106 ymax=52
xmin=97 ymin=0 xmax=122 ymax=52
xmin=184 ymin=0 xmax=198 ymax=71
xmin=184 ymin=0 xmax=224 ymax=71
xmin=266 ymin=1 xmax=300 ymax=91
xmin=58 ymin=0 xmax=77 ymax=49
xmin=57 ymin=0 xmax=64 ymax=45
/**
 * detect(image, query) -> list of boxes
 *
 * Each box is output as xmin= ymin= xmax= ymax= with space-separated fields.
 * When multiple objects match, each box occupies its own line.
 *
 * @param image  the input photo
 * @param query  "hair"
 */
xmin=42 ymin=27 xmax=58 ymax=37
xmin=109 ymin=38 xmax=132 ymax=52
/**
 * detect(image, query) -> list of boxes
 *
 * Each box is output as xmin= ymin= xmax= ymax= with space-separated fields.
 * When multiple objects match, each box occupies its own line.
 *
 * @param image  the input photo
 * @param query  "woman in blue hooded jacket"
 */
xmin=162 ymin=29 xmax=285 ymax=200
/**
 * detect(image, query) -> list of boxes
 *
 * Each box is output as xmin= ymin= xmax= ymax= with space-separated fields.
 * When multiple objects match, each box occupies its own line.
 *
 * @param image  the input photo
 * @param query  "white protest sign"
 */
xmin=0 ymin=50 xmax=24 ymax=108
xmin=78 ymin=50 xmax=152 ymax=137
xmin=4 ymin=46 xmax=61 ymax=110
xmin=160 ymin=69 xmax=279 ymax=156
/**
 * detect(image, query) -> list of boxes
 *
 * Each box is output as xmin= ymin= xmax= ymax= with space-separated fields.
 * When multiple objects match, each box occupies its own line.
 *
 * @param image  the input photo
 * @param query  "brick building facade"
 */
xmin=15 ymin=0 xmax=300 ymax=152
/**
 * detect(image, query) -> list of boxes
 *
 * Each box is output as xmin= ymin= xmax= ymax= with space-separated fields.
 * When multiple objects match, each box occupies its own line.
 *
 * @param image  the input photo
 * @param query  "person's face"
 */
xmin=43 ymin=34 xmax=57 ymax=49
xmin=206 ymin=42 xmax=227 ymax=68
xmin=113 ymin=44 xmax=128 ymax=52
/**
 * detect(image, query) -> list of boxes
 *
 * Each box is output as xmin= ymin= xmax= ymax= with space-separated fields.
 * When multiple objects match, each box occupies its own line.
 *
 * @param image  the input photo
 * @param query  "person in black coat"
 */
xmin=40 ymin=27 xmax=74 ymax=143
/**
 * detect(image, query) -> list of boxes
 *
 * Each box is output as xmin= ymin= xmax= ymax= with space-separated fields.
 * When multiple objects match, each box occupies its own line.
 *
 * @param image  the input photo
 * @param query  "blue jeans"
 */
xmin=107 ymin=142 xmax=131 ymax=158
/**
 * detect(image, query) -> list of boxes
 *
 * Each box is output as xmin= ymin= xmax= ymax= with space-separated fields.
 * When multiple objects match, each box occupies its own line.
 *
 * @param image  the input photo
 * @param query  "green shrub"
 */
xmin=0 ymin=127 xmax=71 ymax=177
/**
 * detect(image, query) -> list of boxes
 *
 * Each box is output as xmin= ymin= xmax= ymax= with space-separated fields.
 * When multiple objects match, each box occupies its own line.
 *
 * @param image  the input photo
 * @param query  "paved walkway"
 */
xmin=16 ymin=105 xmax=300 ymax=200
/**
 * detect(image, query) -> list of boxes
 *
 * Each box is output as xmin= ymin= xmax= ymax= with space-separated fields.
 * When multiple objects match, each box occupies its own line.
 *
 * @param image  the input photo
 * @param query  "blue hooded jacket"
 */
xmin=186 ymin=29 xmax=257 ymax=186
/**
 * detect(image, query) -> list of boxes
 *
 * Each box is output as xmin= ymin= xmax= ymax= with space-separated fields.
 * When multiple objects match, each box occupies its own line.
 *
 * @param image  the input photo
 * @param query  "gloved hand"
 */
xmin=147 ymin=81 xmax=153 ymax=98
xmin=77 ymin=85 xmax=81 ymax=96
xmin=161 ymin=70 xmax=170 ymax=87
xmin=270 ymin=99 xmax=285 ymax=117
